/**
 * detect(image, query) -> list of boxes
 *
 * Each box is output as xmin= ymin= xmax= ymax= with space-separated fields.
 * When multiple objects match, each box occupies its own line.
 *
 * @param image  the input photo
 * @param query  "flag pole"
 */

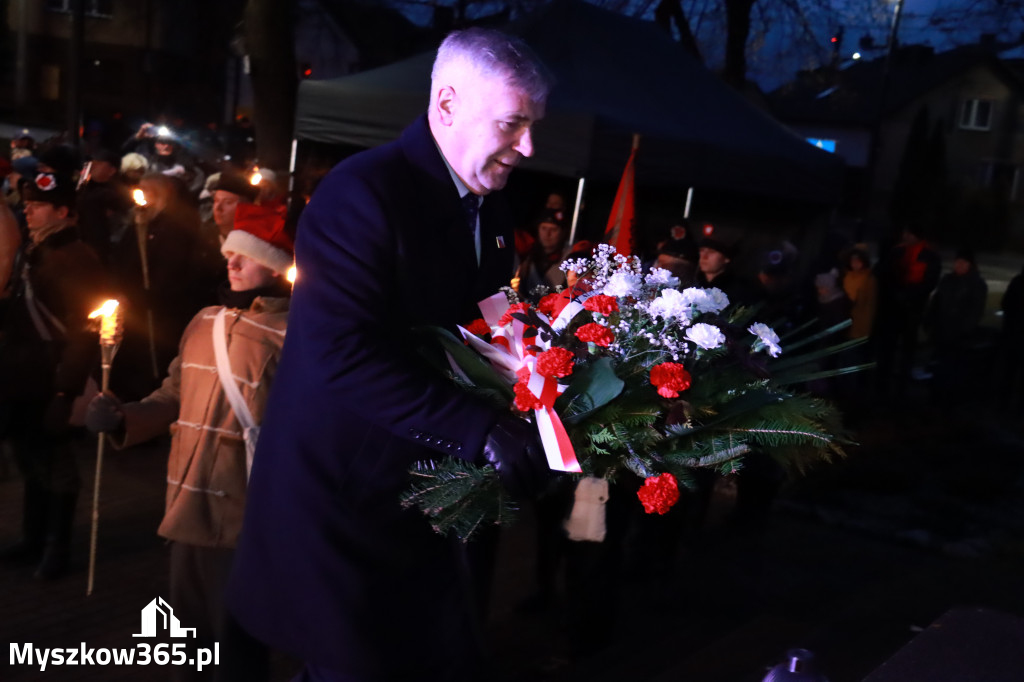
xmin=568 ymin=176 xmax=585 ymax=247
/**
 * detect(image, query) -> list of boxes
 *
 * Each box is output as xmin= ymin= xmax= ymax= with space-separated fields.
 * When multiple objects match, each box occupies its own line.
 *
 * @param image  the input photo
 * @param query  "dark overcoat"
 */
xmin=227 ymin=115 xmax=515 ymax=679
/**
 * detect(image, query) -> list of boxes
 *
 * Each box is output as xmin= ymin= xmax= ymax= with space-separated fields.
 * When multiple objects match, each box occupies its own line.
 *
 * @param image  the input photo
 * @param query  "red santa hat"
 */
xmin=221 ymin=201 xmax=294 ymax=275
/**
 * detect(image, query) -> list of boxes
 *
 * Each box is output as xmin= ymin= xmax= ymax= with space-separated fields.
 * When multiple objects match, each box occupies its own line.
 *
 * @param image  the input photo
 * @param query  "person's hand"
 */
xmin=481 ymin=415 xmax=550 ymax=498
xmin=84 ymin=392 xmax=124 ymax=434
xmin=137 ymin=123 xmax=155 ymax=139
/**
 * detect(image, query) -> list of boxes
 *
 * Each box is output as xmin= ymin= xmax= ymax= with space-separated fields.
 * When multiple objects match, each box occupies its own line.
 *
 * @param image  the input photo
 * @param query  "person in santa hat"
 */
xmin=84 ymin=200 xmax=293 ymax=682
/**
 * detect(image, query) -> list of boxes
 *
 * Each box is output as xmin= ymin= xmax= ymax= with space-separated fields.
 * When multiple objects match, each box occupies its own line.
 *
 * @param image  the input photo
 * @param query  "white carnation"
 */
xmin=602 ymin=271 xmax=642 ymax=298
xmin=685 ymin=323 xmax=725 ymax=350
xmin=645 ymin=267 xmax=680 ymax=289
xmin=701 ymin=288 xmax=730 ymax=313
xmin=748 ymin=322 xmax=782 ymax=357
xmin=648 ymin=288 xmax=690 ymax=321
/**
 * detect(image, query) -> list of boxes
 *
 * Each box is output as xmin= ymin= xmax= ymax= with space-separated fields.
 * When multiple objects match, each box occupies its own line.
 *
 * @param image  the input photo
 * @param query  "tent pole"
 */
xmin=569 ymin=176 xmax=586 ymax=247
xmin=683 ymin=186 xmax=694 ymax=219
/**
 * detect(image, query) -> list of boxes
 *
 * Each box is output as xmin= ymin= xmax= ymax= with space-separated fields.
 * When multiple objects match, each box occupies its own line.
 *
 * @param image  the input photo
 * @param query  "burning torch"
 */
xmin=85 ymin=299 xmax=123 ymax=596
xmin=132 ymin=188 xmax=159 ymax=379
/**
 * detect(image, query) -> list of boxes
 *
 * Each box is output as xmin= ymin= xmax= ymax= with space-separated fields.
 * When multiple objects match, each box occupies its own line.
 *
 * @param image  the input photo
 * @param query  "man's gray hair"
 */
xmin=432 ymin=27 xmax=552 ymax=102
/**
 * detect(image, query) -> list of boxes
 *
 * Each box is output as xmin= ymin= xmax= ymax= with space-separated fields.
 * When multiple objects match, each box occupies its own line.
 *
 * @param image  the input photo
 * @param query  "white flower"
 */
xmin=602 ymin=271 xmax=642 ymax=298
xmin=685 ymin=323 xmax=725 ymax=350
xmin=748 ymin=322 xmax=782 ymax=357
xmin=645 ymin=267 xmax=680 ymax=289
xmin=679 ymin=287 xmax=728 ymax=314
xmin=648 ymin=288 xmax=690 ymax=321
xmin=701 ymin=288 xmax=730 ymax=313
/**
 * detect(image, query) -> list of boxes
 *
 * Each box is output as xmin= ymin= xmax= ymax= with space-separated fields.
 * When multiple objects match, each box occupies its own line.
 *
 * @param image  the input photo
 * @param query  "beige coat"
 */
xmin=117 ymin=296 xmax=288 ymax=548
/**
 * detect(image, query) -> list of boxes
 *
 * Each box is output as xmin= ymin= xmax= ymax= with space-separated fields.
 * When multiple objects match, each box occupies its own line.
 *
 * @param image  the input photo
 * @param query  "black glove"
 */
xmin=481 ymin=414 xmax=550 ymax=498
xmin=84 ymin=392 xmax=125 ymax=434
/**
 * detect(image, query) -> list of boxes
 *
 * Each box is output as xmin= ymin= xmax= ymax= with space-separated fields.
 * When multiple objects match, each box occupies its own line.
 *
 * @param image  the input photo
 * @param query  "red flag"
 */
xmin=604 ymin=135 xmax=639 ymax=256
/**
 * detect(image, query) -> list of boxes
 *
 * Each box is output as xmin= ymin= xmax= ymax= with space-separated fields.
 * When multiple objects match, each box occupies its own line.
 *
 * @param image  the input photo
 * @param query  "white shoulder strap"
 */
xmin=212 ymin=308 xmax=256 ymax=432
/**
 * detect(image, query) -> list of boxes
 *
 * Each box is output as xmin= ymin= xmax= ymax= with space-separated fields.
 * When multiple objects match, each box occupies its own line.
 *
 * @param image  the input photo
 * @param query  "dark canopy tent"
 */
xmin=294 ymin=0 xmax=842 ymax=205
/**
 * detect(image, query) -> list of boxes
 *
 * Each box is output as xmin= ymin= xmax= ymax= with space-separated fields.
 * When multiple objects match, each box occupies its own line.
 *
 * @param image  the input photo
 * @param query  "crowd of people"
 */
xmin=2 ymin=23 xmax=1023 ymax=682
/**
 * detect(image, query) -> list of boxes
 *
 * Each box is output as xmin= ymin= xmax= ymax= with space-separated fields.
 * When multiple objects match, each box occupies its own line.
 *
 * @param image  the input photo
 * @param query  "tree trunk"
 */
xmin=722 ymin=0 xmax=755 ymax=89
xmin=244 ymin=0 xmax=297 ymax=171
xmin=654 ymin=0 xmax=702 ymax=63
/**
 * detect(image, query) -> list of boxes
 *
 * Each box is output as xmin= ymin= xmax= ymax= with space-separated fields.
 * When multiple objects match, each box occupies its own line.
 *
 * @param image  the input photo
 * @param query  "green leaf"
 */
xmin=557 ymin=357 xmax=625 ymax=424
xmin=414 ymin=325 xmax=514 ymax=401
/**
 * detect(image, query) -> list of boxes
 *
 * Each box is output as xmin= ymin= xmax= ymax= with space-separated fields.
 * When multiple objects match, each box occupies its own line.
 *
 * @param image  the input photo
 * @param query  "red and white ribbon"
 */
xmin=456 ymin=292 xmax=582 ymax=473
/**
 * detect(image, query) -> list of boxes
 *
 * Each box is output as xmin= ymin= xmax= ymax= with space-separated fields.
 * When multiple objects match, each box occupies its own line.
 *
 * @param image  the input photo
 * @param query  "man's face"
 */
xmin=537 ymin=220 xmax=564 ymax=252
xmin=699 ymin=247 xmax=729 ymax=277
xmin=443 ymin=74 xmax=545 ymax=195
xmin=24 ymin=201 xmax=68 ymax=234
xmin=226 ymin=252 xmax=278 ymax=292
xmin=155 ymin=141 xmax=174 ymax=157
xmin=90 ymin=161 xmax=117 ymax=183
xmin=212 ymin=190 xmax=243 ymax=236
xmin=953 ymin=257 xmax=971 ymax=276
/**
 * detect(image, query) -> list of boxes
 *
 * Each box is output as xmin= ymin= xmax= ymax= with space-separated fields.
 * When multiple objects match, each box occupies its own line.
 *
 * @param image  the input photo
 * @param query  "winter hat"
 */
xmin=221 ymin=201 xmax=293 ymax=275
xmin=22 ymin=171 xmax=76 ymax=208
xmin=535 ymin=208 xmax=568 ymax=231
xmin=210 ymin=170 xmax=259 ymax=202
xmin=11 ymin=155 xmax=39 ymax=177
xmin=38 ymin=144 xmax=80 ymax=177
xmin=698 ymin=235 xmax=735 ymax=259
xmin=121 ymin=152 xmax=149 ymax=174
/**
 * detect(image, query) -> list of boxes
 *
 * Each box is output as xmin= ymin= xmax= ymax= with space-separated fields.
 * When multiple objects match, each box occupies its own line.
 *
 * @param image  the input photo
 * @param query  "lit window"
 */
xmin=960 ymin=99 xmax=992 ymax=131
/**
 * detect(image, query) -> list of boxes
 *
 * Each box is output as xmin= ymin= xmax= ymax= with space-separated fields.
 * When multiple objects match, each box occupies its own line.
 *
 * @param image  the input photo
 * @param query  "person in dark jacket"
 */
xmin=0 ymin=171 xmax=109 ymax=580
xmin=925 ymin=247 xmax=987 ymax=404
xmin=226 ymin=28 xmax=552 ymax=682
xmin=873 ymin=224 xmax=941 ymax=398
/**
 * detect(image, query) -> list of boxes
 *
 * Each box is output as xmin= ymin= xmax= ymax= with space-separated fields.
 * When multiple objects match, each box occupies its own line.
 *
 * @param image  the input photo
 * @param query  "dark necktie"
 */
xmin=460 ymin=193 xmax=480 ymax=235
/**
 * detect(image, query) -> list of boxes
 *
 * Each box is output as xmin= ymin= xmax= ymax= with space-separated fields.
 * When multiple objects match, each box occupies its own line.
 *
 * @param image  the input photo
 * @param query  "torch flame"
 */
xmin=250 ymin=168 xmax=262 ymax=186
xmin=286 ymin=264 xmax=297 ymax=284
xmin=88 ymin=300 xmax=121 ymax=345
xmin=133 ymin=189 xmax=147 ymax=206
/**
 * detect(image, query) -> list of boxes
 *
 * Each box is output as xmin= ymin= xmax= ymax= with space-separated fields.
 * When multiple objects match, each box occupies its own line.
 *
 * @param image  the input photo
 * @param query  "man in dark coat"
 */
xmin=0 ymin=171 xmax=108 ymax=579
xmin=228 ymin=28 xmax=551 ymax=682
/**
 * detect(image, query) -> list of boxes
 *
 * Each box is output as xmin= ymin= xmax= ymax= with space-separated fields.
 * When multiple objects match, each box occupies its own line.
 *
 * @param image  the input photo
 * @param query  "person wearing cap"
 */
xmin=122 ymin=122 xmax=205 ymax=195
xmin=697 ymin=234 xmax=752 ymax=305
xmin=108 ymin=172 xmax=204 ymax=401
xmin=924 ymin=246 xmax=987 ymax=403
xmin=195 ymin=170 xmax=262 ymax=309
xmin=515 ymin=208 xmax=569 ymax=296
xmin=0 ymin=171 xmax=109 ymax=580
xmin=84 ymin=201 xmax=293 ymax=682
xmin=77 ymin=148 xmax=132 ymax=265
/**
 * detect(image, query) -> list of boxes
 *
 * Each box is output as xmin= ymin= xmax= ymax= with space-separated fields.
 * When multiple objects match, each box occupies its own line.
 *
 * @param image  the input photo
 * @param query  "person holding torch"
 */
xmin=0 ymin=170 xmax=109 ymax=580
xmin=85 ymin=201 xmax=292 ymax=681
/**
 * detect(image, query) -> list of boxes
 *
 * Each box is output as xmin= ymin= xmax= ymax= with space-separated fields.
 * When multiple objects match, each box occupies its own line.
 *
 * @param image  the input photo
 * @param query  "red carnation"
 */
xmin=637 ymin=473 xmax=680 ymax=515
xmin=498 ymin=302 xmax=530 ymax=327
xmin=536 ymin=347 xmax=574 ymax=378
xmin=513 ymin=380 xmax=544 ymax=412
xmin=583 ymin=294 xmax=619 ymax=316
xmin=575 ymin=322 xmax=615 ymax=347
xmin=537 ymin=292 xmax=561 ymax=317
xmin=465 ymin=318 xmax=491 ymax=337
xmin=650 ymin=362 xmax=692 ymax=399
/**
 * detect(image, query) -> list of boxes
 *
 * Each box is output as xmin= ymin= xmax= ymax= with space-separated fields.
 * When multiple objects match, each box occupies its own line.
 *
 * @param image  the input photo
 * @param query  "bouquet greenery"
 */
xmin=404 ymin=244 xmax=866 ymax=540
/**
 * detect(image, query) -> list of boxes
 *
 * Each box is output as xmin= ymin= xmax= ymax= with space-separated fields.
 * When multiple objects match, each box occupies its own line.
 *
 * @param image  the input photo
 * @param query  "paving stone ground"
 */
xmin=3 ymin=383 xmax=1023 ymax=681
